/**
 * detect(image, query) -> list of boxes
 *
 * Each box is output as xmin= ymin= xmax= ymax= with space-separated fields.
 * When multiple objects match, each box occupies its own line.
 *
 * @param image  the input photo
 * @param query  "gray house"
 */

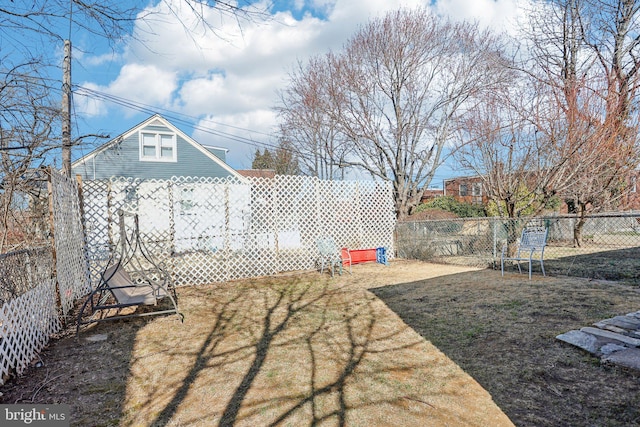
xmin=71 ymin=114 xmax=243 ymax=181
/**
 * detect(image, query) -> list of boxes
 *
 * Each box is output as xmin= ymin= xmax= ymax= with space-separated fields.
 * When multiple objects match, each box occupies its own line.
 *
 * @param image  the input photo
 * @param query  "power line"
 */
xmin=72 ymin=85 xmax=321 ymax=164
xmin=71 ymin=85 xmax=458 ymax=183
xmin=73 ymin=86 xmax=277 ymax=148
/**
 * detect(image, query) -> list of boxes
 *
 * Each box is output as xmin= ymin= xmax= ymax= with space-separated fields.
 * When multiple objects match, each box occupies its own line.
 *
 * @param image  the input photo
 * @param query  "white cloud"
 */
xmin=177 ymin=72 xmax=281 ymax=117
xmin=74 ymin=50 xmax=122 ymax=67
xmin=434 ymin=0 xmax=527 ymax=34
xmin=110 ymin=64 xmax=178 ymax=115
xmin=74 ymin=82 xmax=108 ymax=118
xmin=77 ymin=0 xmax=527 ymax=168
xmin=192 ymin=110 xmax=278 ymax=168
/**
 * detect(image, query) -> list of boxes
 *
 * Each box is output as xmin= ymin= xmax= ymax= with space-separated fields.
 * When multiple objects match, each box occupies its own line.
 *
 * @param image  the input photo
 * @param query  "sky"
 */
xmin=69 ymin=0 xmax=528 ymax=186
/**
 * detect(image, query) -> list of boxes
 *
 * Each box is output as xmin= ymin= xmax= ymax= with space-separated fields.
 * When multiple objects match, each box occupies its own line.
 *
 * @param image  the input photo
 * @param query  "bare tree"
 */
xmin=454 ymin=74 xmax=602 ymax=255
xmin=458 ymin=0 xmax=602 ymax=225
xmin=277 ymin=8 xmax=511 ymax=218
xmin=0 ymin=62 xmax=59 ymax=252
xmin=528 ymin=0 xmax=640 ymax=245
xmin=456 ymin=0 xmax=640 ymax=246
xmin=271 ymin=139 xmax=301 ymax=176
xmin=455 ymin=78 xmax=581 ymax=219
xmin=277 ymin=58 xmax=348 ymax=180
xmin=581 ymin=0 xmax=640 ymax=131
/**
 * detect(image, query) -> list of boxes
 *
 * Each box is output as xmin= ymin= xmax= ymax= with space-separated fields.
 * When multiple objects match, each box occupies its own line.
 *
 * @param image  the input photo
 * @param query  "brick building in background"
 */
xmin=443 ymin=176 xmax=488 ymax=206
xmin=441 ymin=169 xmax=640 ymax=212
xmin=419 ymin=188 xmax=444 ymax=204
xmin=620 ymin=170 xmax=639 ymax=211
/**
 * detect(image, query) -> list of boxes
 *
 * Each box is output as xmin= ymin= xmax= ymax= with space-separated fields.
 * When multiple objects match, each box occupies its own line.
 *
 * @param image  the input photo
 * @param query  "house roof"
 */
xmin=201 ymin=144 xmax=229 ymax=154
xmin=443 ymin=174 xmax=484 ymax=184
xmin=71 ymin=114 xmax=243 ymax=180
xmin=237 ymin=169 xmax=276 ymax=179
xmin=421 ymin=188 xmax=444 ymax=197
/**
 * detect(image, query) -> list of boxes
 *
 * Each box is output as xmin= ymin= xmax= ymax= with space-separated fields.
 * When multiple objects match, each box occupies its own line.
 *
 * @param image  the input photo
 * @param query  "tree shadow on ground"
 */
xmin=542 ymin=246 xmax=640 ymax=285
xmin=1 ymin=266 xmax=517 ymax=427
xmin=122 ymin=273 xmax=506 ymax=426
xmin=371 ymin=269 xmax=640 ymax=427
xmin=139 ymin=277 xmax=418 ymax=426
xmin=0 ymin=306 xmax=150 ymax=427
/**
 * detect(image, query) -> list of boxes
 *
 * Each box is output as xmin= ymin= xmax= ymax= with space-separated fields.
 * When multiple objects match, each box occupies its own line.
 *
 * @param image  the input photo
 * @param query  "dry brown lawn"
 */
xmin=371 ymin=263 xmax=640 ymax=426
xmin=1 ymin=261 xmax=511 ymax=427
xmin=2 ymin=259 xmax=640 ymax=426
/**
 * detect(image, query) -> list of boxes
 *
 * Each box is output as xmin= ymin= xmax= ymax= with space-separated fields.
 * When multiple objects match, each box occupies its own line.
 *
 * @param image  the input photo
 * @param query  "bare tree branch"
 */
xmin=278 ymin=8 xmax=511 ymax=218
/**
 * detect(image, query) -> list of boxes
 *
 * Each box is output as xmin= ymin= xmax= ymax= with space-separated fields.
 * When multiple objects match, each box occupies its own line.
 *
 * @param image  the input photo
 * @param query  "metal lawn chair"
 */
xmin=316 ymin=237 xmax=351 ymax=277
xmin=501 ymin=226 xmax=548 ymax=280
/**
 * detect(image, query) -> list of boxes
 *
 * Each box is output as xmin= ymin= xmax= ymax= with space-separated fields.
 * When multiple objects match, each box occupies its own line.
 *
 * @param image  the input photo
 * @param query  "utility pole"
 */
xmin=62 ymin=39 xmax=72 ymax=177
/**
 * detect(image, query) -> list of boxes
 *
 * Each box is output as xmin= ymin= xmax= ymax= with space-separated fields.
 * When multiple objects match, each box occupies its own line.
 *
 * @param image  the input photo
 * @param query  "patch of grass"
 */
xmin=372 ymin=270 xmax=640 ymax=427
xmin=544 ymin=246 xmax=640 ymax=285
xmin=463 ymin=325 xmax=485 ymax=340
xmin=85 ymin=382 xmax=126 ymax=395
xmin=0 ymin=262 xmax=514 ymax=427
xmin=7 ymin=260 xmax=640 ymax=426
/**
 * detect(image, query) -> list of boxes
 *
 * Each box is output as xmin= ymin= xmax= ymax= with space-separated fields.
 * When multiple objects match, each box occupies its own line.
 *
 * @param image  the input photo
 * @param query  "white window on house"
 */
xmin=632 ymin=175 xmax=637 ymax=193
xmin=140 ymin=132 xmax=177 ymax=162
xmin=472 ymin=182 xmax=482 ymax=197
xmin=471 ymin=182 xmax=483 ymax=205
xmin=459 ymin=183 xmax=468 ymax=197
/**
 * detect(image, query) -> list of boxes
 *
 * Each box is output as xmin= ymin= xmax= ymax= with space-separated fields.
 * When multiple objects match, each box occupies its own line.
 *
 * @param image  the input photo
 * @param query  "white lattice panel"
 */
xmin=81 ymin=179 xmax=111 ymax=286
xmin=82 ymin=176 xmax=395 ymax=286
xmin=0 ymin=247 xmax=53 ymax=305
xmin=0 ymin=280 xmax=60 ymax=384
xmin=50 ymin=169 xmax=91 ymax=315
xmin=358 ymin=181 xmax=396 ymax=252
xmin=269 ymin=176 xmax=311 ymax=272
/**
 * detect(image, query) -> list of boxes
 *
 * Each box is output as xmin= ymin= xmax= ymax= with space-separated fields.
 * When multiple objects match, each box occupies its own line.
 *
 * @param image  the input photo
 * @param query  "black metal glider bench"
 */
xmin=76 ymin=210 xmax=183 ymax=336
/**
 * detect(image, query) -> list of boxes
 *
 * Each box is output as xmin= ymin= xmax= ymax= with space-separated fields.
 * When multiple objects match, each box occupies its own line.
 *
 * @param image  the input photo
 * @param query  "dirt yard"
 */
xmin=2 ymin=260 xmax=640 ymax=426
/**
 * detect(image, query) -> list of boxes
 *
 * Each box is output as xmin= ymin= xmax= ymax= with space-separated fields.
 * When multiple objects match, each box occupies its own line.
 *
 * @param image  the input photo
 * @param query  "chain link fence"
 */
xmin=0 ymin=247 xmax=53 ymax=306
xmin=396 ymin=212 xmax=640 ymax=284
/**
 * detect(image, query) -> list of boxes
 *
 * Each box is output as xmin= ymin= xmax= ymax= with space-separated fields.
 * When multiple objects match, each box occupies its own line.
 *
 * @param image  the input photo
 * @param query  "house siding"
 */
xmin=72 ymin=122 xmax=234 ymax=181
xmin=204 ymin=146 xmax=227 ymax=162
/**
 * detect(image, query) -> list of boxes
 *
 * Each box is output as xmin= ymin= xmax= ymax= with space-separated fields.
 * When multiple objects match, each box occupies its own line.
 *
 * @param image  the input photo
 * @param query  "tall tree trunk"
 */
xmin=573 ymin=202 xmax=588 ymax=247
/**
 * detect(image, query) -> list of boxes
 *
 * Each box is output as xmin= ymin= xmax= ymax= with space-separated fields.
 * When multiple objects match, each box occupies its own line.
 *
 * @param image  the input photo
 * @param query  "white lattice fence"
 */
xmin=0 ymin=170 xmax=91 ymax=385
xmin=50 ymin=169 xmax=91 ymax=316
xmin=0 ymin=279 xmax=60 ymax=382
xmin=82 ymin=175 xmax=396 ymax=286
xmin=81 ymin=179 xmax=111 ymax=286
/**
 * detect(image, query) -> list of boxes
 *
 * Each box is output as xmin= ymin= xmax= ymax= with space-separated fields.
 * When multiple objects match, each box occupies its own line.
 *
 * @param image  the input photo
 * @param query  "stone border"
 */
xmin=557 ymin=311 xmax=640 ymax=371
